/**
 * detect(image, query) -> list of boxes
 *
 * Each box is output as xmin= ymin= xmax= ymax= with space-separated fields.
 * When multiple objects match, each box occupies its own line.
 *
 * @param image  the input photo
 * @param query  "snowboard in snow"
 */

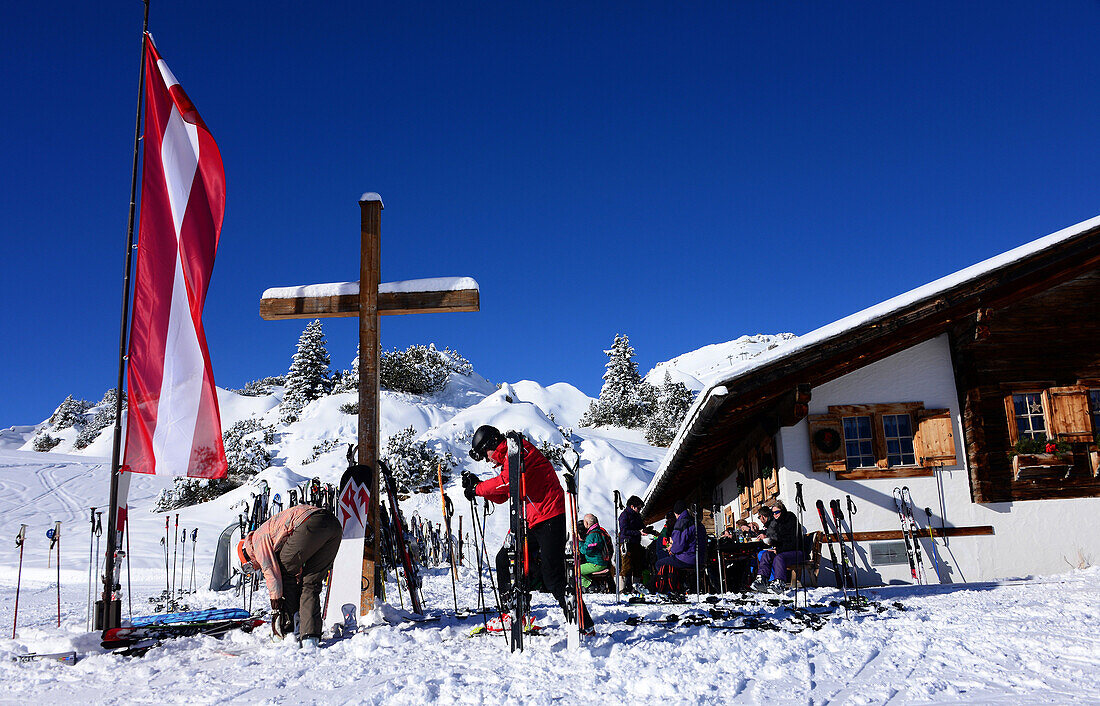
xmin=325 ymin=463 xmax=374 ymax=631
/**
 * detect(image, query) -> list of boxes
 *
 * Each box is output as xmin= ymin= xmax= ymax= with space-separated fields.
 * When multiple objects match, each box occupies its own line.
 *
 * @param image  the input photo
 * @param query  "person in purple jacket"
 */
xmin=654 ymin=501 xmax=706 ymax=577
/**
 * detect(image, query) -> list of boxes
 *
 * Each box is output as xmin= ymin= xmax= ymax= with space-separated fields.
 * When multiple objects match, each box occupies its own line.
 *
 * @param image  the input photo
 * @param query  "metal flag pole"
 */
xmin=102 ymin=0 xmax=151 ymax=635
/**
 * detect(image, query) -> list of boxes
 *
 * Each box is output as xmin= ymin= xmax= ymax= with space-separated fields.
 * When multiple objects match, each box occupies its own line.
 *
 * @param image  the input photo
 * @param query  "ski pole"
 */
xmin=87 ymin=508 xmax=97 ymax=631
xmin=163 ymin=516 xmax=171 ymax=599
xmin=49 ymin=521 xmax=61 ymax=627
xmin=172 ymin=514 xmax=180 ymax=600
xmin=713 ymin=488 xmax=726 ymax=596
xmin=438 ymin=464 xmax=459 ymax=614
xmin=179 ymin=528 xmax=187 ymax=596
xmin=794 ymin=482 xmax=807 ymax=606
xmin=13 ymin=525 xmax=26 ymax=639
xmin=612 ymin=490 xmax=622 ymax=602
xmin=93 ymin=511 xmax=103 ymax=627
xmin=190 ymin=528 xmax=198 ymax=593
xmin=923 ymin=507 xmax=944 ymax=582
xmin=692 ymin=503 xmax=701 ymax=602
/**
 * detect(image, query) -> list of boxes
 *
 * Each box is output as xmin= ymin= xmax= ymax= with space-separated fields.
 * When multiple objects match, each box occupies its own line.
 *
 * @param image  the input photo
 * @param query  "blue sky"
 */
xmin=3 ymin=2 xmax=1100 ymax=425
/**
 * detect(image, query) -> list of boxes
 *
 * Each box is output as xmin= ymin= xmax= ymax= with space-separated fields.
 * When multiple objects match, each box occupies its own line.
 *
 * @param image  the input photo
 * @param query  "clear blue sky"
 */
xmin=3 ymin=1 xmax=1099 ymax=425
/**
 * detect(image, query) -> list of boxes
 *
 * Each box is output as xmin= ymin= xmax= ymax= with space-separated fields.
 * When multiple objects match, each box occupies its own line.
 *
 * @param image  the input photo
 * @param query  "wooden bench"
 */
xmin=787 ymin=531 xmax=824 ymax=589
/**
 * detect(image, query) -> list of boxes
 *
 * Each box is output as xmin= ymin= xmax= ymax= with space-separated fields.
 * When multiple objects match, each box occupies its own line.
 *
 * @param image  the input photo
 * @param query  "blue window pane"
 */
xmin=860 ymin=441 xmax=873 ymax=456
xmin=858 ymin=417 xmax=872 ymax=437
xmin=884 ymin=416 xmax=897 ymax=437
xmin=1013 ymin=395 xmax=1028 ymax=415
xmin=895 ymin=415 xmax=912 ymax=436
xmin=900 ymin=438 xmax=914 ymax=455
xmin=887 ymin=439 xmax=900 ymax=455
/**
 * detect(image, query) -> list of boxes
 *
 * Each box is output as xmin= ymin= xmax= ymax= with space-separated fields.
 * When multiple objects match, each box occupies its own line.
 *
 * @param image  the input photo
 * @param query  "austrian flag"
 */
xmin=124 ymin=34 xmax=227 ymax=479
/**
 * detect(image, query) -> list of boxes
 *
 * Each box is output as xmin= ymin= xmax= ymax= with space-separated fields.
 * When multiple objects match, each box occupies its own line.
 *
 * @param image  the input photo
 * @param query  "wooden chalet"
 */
xmin=642 ymin=215 xmax=1100 ymax=585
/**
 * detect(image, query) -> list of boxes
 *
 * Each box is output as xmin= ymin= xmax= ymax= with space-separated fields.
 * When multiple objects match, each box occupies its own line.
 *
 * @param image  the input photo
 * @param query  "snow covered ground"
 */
xmin=0 ymin=444 xmax=1097 ymax=703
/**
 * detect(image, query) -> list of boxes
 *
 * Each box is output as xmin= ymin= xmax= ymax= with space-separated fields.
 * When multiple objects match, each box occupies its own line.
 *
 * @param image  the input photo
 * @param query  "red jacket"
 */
xmin=474 ymin=437 xmax=564 ymax=527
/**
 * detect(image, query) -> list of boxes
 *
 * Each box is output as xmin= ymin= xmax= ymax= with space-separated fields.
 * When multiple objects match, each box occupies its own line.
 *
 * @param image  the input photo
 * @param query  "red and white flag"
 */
xmin=123 ymin=34 xmax=227 ymax=481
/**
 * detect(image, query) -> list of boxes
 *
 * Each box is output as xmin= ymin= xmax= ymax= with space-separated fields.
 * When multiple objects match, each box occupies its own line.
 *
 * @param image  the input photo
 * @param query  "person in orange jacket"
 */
xmin=463 ymin=425 xmax=593 ymax=632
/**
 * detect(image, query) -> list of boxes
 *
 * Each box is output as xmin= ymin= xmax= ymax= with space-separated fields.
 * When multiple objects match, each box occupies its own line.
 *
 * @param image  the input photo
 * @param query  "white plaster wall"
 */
xmin=768 ymin=334 xmax=1100 ymax=585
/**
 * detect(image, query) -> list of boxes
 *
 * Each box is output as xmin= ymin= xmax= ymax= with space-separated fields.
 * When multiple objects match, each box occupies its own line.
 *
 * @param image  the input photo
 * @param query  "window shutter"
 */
xmin=807 ymin=414 xmax=846 ymax=472
xmin=1048 ymin=386 xmax=1093 ymax=441
xmin=914 ymin=408 xmax=957 ymax=466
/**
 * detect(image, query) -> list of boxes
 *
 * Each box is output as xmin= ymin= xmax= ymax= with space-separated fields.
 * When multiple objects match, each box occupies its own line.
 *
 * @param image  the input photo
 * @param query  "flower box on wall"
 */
xmin=1012 ymin=453 xmax=1072 ymax=481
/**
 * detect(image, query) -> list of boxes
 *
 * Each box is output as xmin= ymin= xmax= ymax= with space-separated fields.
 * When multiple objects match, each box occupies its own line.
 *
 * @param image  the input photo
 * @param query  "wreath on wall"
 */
xmin=813 ymin=427 xmax=842 ymax=454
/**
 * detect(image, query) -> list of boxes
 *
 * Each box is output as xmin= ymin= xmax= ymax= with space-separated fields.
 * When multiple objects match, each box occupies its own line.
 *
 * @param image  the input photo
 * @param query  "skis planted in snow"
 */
xmin=380 ymin=459 xmax=425 ymax=615
xmin=505 ymin=431 xmax=529 ymax=653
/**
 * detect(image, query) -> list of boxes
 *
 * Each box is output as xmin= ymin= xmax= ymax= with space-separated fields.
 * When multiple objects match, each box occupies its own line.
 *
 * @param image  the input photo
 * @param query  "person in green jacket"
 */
xmin=579 ymin=513 xmax=612 ymax=588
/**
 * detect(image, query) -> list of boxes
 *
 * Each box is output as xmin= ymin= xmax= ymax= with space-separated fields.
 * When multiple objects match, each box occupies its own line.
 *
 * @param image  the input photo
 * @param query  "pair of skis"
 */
xmin=563 ymin=449 xmax=585 ymax=648
xmin=893 ymin=486 xmax=928 ymax=584
xmin=815 ymin=497 xmax=860 ymax=607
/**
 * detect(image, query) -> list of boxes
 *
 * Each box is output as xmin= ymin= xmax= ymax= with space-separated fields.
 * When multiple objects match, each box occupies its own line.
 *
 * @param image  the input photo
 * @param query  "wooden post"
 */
xmin=358 ymin=194 xmax=382 ymax=613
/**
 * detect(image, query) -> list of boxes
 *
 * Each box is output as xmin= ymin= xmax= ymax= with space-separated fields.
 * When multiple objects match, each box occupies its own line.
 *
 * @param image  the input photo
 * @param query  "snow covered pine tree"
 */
xmin=280 ymin=320 xmax=332 ymax=424
xmin=581 ymin=334 xmax=655 ymax=429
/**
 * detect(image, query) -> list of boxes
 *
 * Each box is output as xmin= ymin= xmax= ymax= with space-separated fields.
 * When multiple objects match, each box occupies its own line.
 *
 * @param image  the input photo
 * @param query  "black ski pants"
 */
xmin=277 ymin=511 xmax=342 ymax=639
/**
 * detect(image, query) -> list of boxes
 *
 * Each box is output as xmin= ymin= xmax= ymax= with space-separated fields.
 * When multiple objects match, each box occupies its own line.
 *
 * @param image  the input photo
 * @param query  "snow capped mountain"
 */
xmin=643 ymin=333 xmax=797 ymax=392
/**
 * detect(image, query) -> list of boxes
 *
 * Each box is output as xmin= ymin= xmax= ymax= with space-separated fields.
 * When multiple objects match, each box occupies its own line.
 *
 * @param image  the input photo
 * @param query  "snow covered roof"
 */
xmin=261 ymin=277 xmax=480 ymax=301
xmin=644 ymin=213 xmax=1100 ymax=512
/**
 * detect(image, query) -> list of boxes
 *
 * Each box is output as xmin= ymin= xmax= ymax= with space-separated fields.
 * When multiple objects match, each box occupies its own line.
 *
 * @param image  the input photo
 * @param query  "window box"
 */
xmin=1012 ymin=453 xmax=1073 ymax=481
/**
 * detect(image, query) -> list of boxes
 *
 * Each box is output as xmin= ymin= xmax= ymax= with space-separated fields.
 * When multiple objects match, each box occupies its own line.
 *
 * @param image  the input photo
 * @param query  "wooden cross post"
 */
xmin=259 ymin=193 xmax=479 ymax=612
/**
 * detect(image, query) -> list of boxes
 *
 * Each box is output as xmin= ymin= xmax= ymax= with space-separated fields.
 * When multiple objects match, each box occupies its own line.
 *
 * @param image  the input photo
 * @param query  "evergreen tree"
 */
xmin=580 ymin=334 xmax=656 ymax=429
xmin=644 ymin=372 xmax=696 ymax=446
xmin=74 ymin=388 xmax=121 ymax=450
xmin=380 ymin=343 xmax=472 ymax=395
xmin=32 ymin=431 xmax=61 ymax=452
xmin=50 ymin=394 xmax=90 ymax=430
xmin=333 ymin=346 xmax=360 ymax=393
xmin=381 ymin=426 xmax=458 ymax=492
xmin=280 ymin=320 xmax=332 ymax=424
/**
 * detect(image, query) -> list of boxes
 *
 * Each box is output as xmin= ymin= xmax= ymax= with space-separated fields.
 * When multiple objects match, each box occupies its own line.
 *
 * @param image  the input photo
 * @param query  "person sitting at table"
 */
xmin=654 ymin=501 xmax=706 ymax=579
xmin=579 ymin=513 xmax=613 ymax=589
xmin=751 ymin=500 xmax=805 ymax=592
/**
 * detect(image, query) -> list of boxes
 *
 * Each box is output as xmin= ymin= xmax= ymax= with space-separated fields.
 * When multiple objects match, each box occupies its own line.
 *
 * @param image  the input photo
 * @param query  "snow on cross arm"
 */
xmin=260 ymin=277 xmax=480 ymax=301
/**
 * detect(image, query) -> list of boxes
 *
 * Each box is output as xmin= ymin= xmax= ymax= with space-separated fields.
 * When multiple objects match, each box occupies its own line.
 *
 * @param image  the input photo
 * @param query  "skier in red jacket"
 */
xmin=463 ymin=425 xmax=593 ymax=632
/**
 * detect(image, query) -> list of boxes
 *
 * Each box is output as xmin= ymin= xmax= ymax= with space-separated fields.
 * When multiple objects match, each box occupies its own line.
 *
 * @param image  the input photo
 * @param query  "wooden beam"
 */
xmin=259 ymin=288 xmax=480 ymax=320
xmin=358 ymin=197 xmax=382 ymax=614
xmin=826 ymin=525 xmax=995 ymax=542
xmin=834 ymin=467 xmax=935 ymax=481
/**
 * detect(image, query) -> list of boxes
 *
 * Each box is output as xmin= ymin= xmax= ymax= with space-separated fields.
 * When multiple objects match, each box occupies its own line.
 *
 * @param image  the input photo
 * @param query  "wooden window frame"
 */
xmin=1000 ymin=382 xmax=1054 ymax=446
xmin=827 ymin=402 xmax=935 ymax=480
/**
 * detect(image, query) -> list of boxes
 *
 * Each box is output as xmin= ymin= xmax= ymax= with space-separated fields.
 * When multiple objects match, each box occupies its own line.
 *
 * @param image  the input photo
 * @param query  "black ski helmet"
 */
xmin=469 ymin=425 xmax=504 ymax=461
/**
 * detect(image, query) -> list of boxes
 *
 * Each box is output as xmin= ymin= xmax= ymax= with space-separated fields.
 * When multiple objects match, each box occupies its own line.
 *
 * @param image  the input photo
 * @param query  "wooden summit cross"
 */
xmin=259 ymin=193 xmax=479 ymax=612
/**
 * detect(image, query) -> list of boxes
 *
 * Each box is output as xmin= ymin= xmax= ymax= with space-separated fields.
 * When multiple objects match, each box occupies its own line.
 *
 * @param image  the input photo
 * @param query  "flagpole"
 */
xmin=101 ymin=0 xmax=150 ymax=635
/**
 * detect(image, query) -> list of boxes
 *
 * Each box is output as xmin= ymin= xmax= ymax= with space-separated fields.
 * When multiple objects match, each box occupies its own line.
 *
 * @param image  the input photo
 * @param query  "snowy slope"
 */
xmin=643 ymin=333 xmax=797 ymax=392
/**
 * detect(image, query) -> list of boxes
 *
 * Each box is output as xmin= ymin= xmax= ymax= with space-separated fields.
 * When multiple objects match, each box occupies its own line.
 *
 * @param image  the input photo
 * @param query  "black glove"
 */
xmin=461 ymin=470 xmax=478 ymax=500
xmin=270 ymin=598 xmax=292 ymax=638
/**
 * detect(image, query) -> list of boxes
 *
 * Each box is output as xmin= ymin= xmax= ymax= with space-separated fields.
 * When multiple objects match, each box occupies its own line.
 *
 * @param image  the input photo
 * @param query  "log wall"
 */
xmin=951 ymin=269 xmax=1100 ymax=502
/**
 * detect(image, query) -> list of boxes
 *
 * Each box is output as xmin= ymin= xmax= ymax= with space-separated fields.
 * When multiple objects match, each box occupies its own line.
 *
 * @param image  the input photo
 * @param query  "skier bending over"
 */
xmin=462 ymin=425 xmax=594 ymax=633
xmin=238 ymin=504 xmax=342 ymax=647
